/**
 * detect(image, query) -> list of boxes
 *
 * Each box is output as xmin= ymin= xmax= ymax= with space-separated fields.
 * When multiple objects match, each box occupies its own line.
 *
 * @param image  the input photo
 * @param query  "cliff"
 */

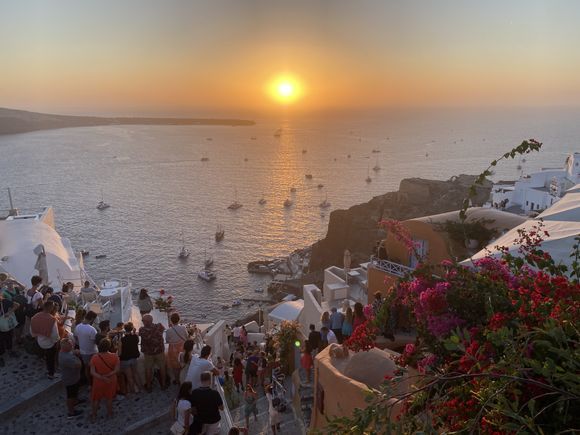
xmin=0 ymin=107 xmax=255 ymax=135
xmin=309 ymin=174 xmax=492 ymax=271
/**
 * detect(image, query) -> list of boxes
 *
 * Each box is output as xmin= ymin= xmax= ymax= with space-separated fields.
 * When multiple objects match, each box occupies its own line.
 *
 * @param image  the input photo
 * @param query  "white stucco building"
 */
xmin=490 ymin=152 xmax=580 ymax=215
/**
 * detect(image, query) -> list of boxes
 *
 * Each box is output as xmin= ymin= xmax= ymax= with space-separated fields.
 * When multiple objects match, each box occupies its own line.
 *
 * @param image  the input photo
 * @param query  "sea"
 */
xmin=1 ymin=107 xmax=579 ymax=323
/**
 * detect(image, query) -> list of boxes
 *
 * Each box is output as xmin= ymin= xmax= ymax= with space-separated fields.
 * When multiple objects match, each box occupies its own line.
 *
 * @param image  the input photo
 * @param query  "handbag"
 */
xmin=0 ymin=303 xmax=18 ymax=332
xmin=169 ymin=421 xmax=185 ymax=435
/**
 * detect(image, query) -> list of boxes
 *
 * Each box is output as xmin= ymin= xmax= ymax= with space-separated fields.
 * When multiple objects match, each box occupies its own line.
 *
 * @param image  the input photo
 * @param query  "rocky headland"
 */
xmin=308 ymin=174 xmax=492 ymax=271
xmin=0 ymin=107 xmax=255 ymax=135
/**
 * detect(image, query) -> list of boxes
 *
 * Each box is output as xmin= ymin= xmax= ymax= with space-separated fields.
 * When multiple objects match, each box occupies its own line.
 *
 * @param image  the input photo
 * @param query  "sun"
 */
xmin=268 ymin=74 xmax=303 ymax=104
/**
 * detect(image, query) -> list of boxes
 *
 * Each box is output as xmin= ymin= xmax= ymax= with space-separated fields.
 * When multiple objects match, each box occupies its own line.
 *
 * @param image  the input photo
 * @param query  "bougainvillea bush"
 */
xmin=330 ymin=222 xmax=579 ymax=434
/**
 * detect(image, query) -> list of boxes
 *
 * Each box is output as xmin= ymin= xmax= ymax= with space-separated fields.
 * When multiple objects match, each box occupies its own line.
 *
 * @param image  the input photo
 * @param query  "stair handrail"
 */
xmin=213 ymin=376 xmax=234 ymax=431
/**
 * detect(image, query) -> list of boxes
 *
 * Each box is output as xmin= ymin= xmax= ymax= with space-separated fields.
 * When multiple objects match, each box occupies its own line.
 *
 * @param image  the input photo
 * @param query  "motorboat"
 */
xmin=232 ymin=299 xmax=242 ymax=307
xmin=201 ymin=157 xmax=210 ymax=162
xmin=290 ymin=187 xmax=297 ymax=193
xmin=96 ymin=254 xmax=107 ymax=259
xmin=284 ymin=198 xmax=293 ymax=208
xmin=96 ymin=189 xmax=110 ymax=210
xmin=254 ymin=287 xmax=264 ymax=293
xmin=80 ymin=250 xmax=90 ymax=257
xmin=302 ymin=149 xmax=307 ymax=154
xmin=198 ymin=269 xmax=217 ymax=282
xmin=227 ymin=189 xmax=242 ymax=210
xmin=305 ymin=174 xmax=313 ymax=179
xmin=373 ymin=160 xmax=381 ymax=172
xmin=259 ymin=197 xmax=267 ymax=205
xmin=215 ymin=224 xmax=225 ymax=242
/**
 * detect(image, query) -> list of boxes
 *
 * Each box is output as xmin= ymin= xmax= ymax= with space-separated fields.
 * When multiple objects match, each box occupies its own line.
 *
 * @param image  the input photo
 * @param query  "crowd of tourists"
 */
xmin=1 ymin=273 xmax=291 ymax=434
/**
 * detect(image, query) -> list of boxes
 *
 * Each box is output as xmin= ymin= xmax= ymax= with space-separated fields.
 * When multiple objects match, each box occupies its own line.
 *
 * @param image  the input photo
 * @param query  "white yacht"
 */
xmin=198 ymin=268 xmax=216 ymax=282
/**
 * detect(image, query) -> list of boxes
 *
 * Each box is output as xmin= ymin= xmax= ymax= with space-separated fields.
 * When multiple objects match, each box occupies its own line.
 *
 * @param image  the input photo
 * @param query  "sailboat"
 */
xmin=227 ymin=189 xmax=242 ymax=210
xmin=284 ymin=198 xmax=293 ymax=208
xmin=215 ymin=224 xmax=225 ymax=242
xmin=365 ymin=165 xmax=372 ymax=183
xmin=178 ymin=232 xmax=190 ymax=259
xmin=204 ymin=248 xmax=214 ymax=268
xmin=96 ymin=189 xmax=110 ymax=210
xmin=258 ymin=197 xmax=267 ymax=205
xmin=373 ymin=157 xmax=381 ymax=172
xmin=319 ymin=193 xmax=331 ymax=209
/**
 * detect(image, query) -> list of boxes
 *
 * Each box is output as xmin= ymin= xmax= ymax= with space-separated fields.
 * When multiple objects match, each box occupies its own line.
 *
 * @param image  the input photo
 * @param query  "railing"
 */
xmin=213 ymin=376 xmax=234 ymax=431
xmin=369 ymin=256 xmax=415 ymax=278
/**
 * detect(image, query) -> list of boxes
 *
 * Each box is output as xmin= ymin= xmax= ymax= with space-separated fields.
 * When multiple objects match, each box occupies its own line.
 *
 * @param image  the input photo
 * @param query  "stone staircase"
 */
xmin=226 ymin=394 xmax=302 ymax=434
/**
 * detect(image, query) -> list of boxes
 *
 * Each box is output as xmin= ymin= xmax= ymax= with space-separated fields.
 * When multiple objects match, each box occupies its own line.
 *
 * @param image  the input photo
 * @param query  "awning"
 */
xmin=268 ymin=300 xmax=304 ymax=322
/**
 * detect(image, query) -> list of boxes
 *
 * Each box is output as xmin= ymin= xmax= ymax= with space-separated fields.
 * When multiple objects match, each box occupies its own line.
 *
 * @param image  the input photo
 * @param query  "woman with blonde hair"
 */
xmin=342 ymin=306 xmax=354 ymax=339
xmin=320 ymin=311 xmax=331 ymax=330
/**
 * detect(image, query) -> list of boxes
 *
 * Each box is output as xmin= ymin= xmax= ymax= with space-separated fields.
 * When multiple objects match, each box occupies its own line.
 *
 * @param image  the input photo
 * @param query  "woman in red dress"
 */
xmin=233 ymin=357 xmax=244 ymax=393
xmin=90 ymin=338 xmax=120 ymax=422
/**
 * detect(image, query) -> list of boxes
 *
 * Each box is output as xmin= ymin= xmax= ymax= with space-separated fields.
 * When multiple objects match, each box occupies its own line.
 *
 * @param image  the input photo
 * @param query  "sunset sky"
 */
xmin=1 ymin=0 xmax=580 ymax=115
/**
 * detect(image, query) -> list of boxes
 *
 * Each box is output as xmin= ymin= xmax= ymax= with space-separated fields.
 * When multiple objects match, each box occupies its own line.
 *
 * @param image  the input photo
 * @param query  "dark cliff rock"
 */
xmin=309 ymin=174 xmax=491 ymax=271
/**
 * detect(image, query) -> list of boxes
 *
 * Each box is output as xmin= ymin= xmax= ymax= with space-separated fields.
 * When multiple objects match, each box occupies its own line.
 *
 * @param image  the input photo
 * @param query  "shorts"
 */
xmin=201 ymin=421 xmax=221 ymax=435
xmin=144 ymin=352 xmax=165 ymax=370
xmin=120 ymin=358 xmax=138 ymax=369
xmin=65 ymin=382 xmax=80 ymax=399
xmin=80 ymin=353 xmax=94 ymax=365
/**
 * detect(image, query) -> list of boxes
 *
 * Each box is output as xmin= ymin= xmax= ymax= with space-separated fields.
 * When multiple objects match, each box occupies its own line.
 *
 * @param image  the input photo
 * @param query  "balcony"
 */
xmin=369 ymin=256 xmax=414 ymax=278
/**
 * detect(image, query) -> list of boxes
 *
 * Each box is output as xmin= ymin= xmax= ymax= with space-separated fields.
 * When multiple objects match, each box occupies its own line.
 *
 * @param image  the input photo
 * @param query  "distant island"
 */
xmin=0 ymin=107 xmax=255 ymax=135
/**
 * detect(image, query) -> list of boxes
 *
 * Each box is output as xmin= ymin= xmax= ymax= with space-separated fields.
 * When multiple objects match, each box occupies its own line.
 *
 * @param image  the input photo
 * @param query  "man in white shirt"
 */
xmin=232 ymin=324 xmax=241 ymax=345
xmin=185 ymin=345 xmax=219 ymax=390
xmin=74 ymin=310 xmax=98 ymax=383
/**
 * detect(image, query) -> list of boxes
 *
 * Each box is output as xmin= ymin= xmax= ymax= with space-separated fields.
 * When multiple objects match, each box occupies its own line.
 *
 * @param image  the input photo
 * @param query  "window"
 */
xmin=526 ymin=201 xmax=529 ymax=206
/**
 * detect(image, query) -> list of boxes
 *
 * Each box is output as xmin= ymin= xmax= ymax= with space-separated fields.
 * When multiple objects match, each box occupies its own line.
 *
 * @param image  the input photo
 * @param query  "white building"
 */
xmin=468 ymin=184 xmax=580 ymax=275
xmin=297 ymin=265 xmax=368 ymax=337
xmin=490 ymin=152 xmax=580 ymax=215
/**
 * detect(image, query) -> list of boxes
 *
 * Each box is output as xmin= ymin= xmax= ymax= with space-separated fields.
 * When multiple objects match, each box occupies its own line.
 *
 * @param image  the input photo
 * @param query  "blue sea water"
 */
xmin=1 ymin=107 xmax=578 ymax=322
